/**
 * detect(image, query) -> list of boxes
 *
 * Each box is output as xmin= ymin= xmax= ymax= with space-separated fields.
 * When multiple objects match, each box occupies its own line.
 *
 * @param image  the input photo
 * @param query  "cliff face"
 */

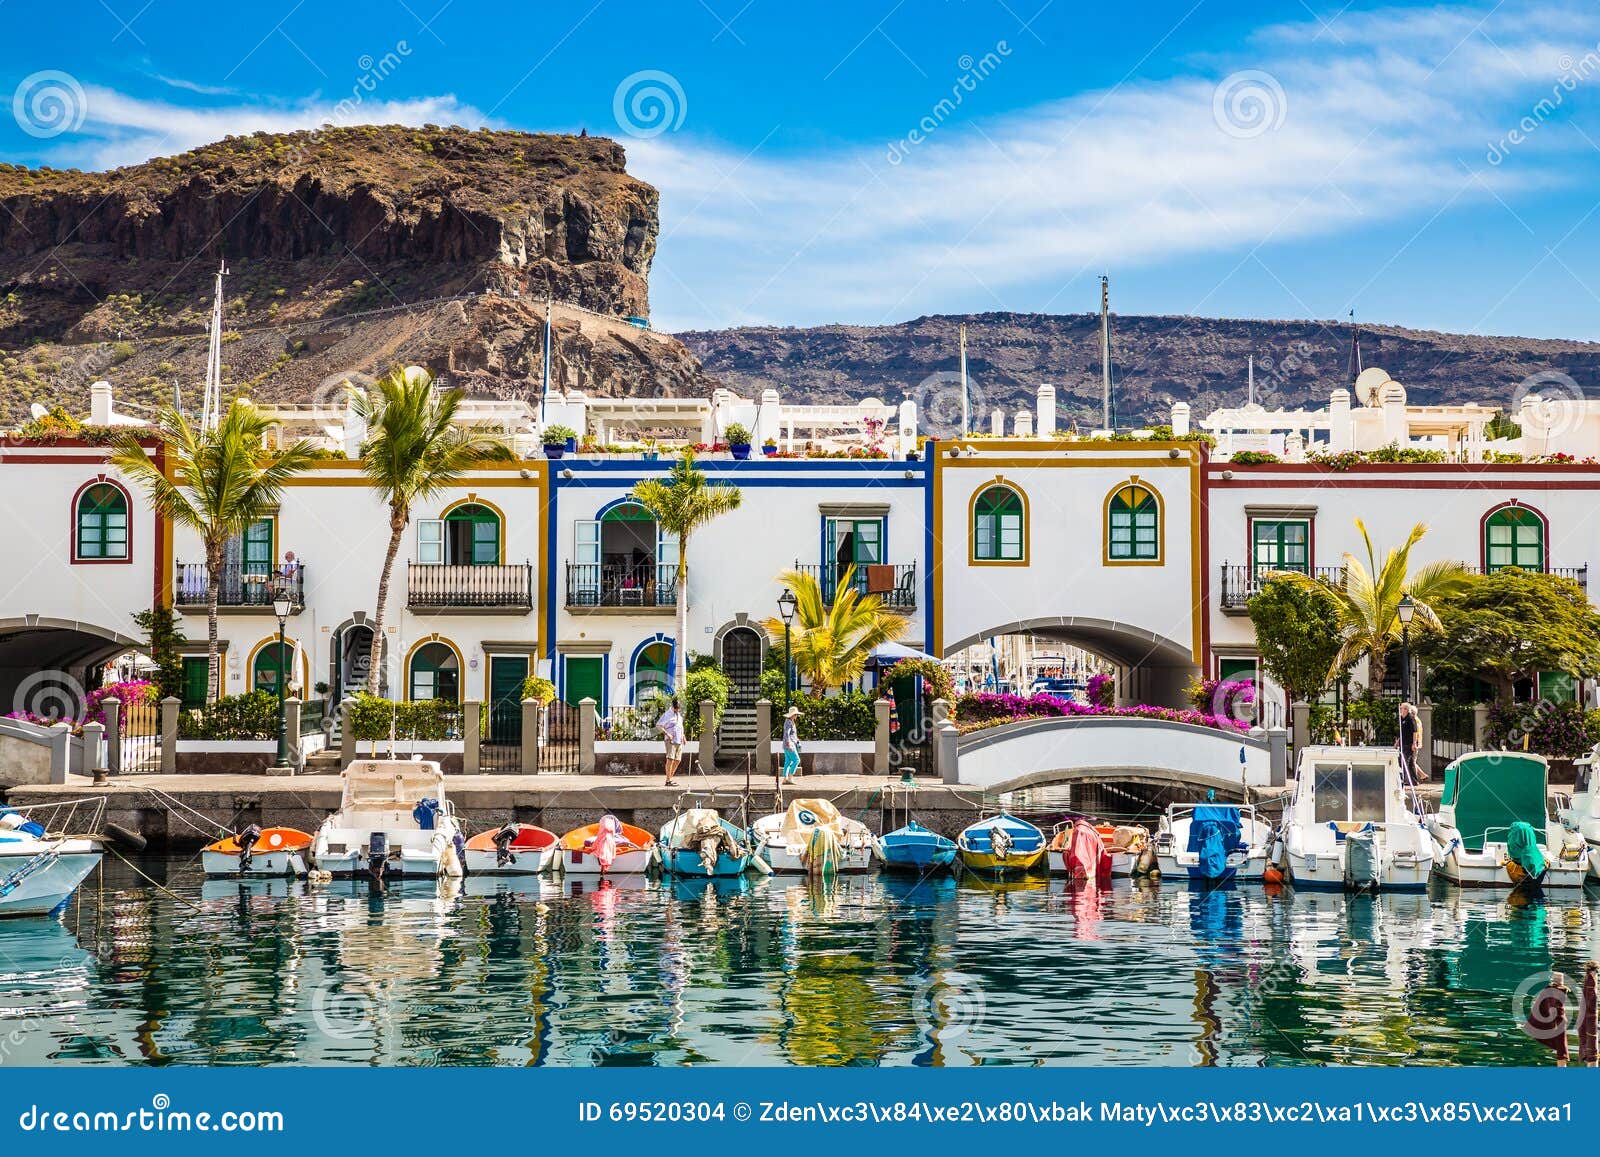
xmin=679 ymin=313 xmax=1600 ymax=428
xmin=0 ymin=126 xmax=704 ymax=418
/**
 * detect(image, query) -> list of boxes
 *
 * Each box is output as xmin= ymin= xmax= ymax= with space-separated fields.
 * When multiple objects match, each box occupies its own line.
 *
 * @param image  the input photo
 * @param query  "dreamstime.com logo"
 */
xmin=13 ymin=70 xmax=86 ymax=139
xmin=1511 ymin=369 xmax=1588 ymax=442
xmin=310 ymin=977 xmax=377 ymax=1041
xmin=912 ymin=975 xmax=987 ymax=1039
xmin=1212 ymin=70 xmax=1287 ymax=139
xmin=613 ymin=70 xmax=687 ymax=139
xmin=908 ymin=370 xmax=990 ymax=439
xmin=11 ymin=670 xmax=86 ymax=723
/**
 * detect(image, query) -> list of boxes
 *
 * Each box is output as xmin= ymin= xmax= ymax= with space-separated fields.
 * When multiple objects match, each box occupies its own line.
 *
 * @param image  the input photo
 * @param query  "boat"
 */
xmin=750 ymin=798 xmax=879 ymax=875
xmin=463 ymin=822 xmax=559 ymax=875
xmin=1048 ymin=819 xmax=1153 ymax=878
xmin=955 ymin=813 xmax=1046 ymax=878
xmin=1428 ymin=752 xmax=1588 ymax=889
xmin=1281 ymin=745 xmax=1435 ymax=891
xmin=880 ymin=820 xmax=957 ymax=872
xmin=558 ymin=816 xmax=656 ymax=875
xmin=658 ymin=809 xmax=754 ymax=877
xmin=1152 ymin=803 xmax=1274 ymax=883
xmin=201 ymin=825 xmax=313 ymax=877
xmin=310 ymin=759 xmax=465 ymax=878
xmin=0 ymin=799 xmax=106 ymax=918
xmin=1558 ymin=744 xmax=1600 ymax=881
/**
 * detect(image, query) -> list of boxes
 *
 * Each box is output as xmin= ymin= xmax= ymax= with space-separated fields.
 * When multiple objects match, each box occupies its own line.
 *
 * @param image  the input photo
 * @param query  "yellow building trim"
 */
xmin=244 ymin=634 xmax=312 ymax=694
xmin=440 ymin=495 xmax=509 ymax=565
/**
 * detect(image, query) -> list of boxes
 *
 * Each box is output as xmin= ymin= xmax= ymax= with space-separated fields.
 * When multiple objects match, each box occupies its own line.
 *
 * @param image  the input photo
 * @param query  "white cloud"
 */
xmin=630 ymin=1 xmax=1598 ymax=330
xmin=49 ymin=87 xmax=493 ymax=170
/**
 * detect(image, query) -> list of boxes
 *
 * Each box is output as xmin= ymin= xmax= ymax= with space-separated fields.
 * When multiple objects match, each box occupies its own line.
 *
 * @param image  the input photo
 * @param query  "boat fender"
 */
xmin=1262 ymin=864 xmax=1285 ymax=885
xmin=749 ymin=850 xmax=774 ymax=876
xmin=104 ymin=823 xmax=147 ymax=852
xmin=453 ymin=831 xmax=467 ymax=872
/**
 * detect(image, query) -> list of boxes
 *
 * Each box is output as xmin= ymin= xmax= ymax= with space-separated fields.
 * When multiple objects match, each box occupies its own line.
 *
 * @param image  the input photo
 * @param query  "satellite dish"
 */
xmin=29 ymin=403 xmax=48 ymax=420
xmin=1354 ymin=367 xmax=1391 ymax=408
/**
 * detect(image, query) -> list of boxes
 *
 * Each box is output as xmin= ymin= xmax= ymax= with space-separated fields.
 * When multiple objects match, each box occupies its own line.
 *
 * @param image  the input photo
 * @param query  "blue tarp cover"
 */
xmin=1187 ymin=806 xmax=1243 ymax=877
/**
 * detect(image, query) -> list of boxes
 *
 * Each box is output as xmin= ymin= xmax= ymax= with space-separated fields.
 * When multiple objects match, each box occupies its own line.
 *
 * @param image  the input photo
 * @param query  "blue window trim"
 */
xmin=628 ymin=632 xmax=675 ymax=704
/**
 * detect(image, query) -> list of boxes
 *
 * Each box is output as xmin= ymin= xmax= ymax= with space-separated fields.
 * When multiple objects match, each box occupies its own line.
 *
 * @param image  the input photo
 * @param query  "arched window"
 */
xmin=419 ymin=501 xmax=502 ymax=566
xmin=252 ymin=641 xmax=297 ymax=694
xmin=632 ymin=640 xmax=673 ymax=704
xmin=75 ymin=483 xmax=128 ymax=560
xmin=1484 ymin=505 xmax=1544 ymax=572
xmin=972 ymin=484 xmax=1026 ymax=562
xmin=409 ymin=641 xmax=461 ymax=702
xmin=1106 ymin=481 xmax=1161 ymax=563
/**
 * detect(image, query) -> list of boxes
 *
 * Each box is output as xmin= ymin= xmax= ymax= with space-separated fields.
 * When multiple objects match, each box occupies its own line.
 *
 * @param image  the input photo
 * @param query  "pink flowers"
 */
xmin=954 ymin=691 xmax=1250 ymax=735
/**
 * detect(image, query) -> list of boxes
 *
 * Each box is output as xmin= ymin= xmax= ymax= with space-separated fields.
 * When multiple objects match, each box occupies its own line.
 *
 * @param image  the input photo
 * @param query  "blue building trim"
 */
xmin=922 ymin=442 xmax=936 ymax=653
xmin=627 ymin=632 xmax=674 ymax=703
xmin=544 ymin=469 xmax=559 ymax=668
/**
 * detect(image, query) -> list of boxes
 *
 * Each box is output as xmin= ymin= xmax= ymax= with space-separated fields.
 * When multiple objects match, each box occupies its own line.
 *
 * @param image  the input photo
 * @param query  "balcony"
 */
xmin=793 ymin=562 xmax=917 ymax=609
xmin=175 ymin=563 xmax=304 ymax=613
xmin=566 ymin=563 xmax=677 ymax=611
xmin=407 ymin=562 xmax=533 ymax=613
xmin=1218 ymin=564 xmax=1344 ymax=612
xmin=1455 ymin=564 xmax=1588 ymax=592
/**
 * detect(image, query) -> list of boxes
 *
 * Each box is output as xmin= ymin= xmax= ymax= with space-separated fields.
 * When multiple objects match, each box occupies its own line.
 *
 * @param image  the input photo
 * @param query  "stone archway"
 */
xmin=0 ymin=615 xmax=146 ymax=717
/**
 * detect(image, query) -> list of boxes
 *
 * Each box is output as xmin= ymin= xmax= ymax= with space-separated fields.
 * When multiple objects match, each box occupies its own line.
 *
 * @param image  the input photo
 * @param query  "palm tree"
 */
xmin=630 ymin=450 xmax=742 ymax=693
xmin=348 ymin=366 xmax=509 ymax=695
xmin=760 ymin=565 xmax=908 ymax=694
xmin=1274 ymin=520 xmax=1469 ymax=689
xmin=113 ymin=400 xmax=320 ymax=702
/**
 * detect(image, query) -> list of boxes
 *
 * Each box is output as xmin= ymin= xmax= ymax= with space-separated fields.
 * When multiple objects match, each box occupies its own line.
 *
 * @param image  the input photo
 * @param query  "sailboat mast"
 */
xmin=1248 ymin=355 xmax=1255 ymax=406
xmin=1099 ymin=276 xmax=1112 ymax=431
xmin=200 ymin=261 xmax=227 ymax=432
xmin=958 ymin=323 xmax=969 ymax=437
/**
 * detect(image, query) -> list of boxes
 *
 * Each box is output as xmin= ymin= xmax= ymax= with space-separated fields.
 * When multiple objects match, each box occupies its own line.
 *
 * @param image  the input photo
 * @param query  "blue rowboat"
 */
xmin=956 ymin=814 xmax=1046 ymax=878
xmin=881 ymin=820 xmax=956 ymax=872
xmin=658 ymin=809 xmax=754 ymax=878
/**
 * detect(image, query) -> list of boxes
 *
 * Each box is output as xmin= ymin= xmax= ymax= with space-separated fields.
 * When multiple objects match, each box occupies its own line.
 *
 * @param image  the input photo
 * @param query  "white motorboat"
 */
xmin=1152 ymin=802 xmax=1274 ymax=883
xmin=0 ymin=798 xmax=106 ymax=917
xmin=1558 ymin=744 xmax=1600 ymax=881
xmin=310 ymin=759 xmax=464 ymax=878
xmin=751 ymin=798 xmax=879 ymax=874
xmin=1428 ymin=752 xmax=1588 ymax=889
xmin=1282 ymin=745 xmax=1434 ymax=891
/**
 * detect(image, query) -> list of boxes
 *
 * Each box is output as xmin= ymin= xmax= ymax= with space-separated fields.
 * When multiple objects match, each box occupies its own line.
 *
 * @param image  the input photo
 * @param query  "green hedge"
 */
xmin=345 ymin=694 xmax=468 ymax=741
xmin=773 ymin=691 xmax=877 ymax=741
xmin=178 ymin=691 xmax=279 ymax=740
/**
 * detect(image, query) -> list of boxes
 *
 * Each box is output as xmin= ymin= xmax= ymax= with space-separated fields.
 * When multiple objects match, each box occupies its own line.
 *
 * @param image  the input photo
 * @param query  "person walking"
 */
xmin=1398 ymin=701 xmax=1425 ymax=782
xmin=782 ymin=705 xmax=802 ymax=780
xmin=657 ymin=696 xmax=686 ymax=787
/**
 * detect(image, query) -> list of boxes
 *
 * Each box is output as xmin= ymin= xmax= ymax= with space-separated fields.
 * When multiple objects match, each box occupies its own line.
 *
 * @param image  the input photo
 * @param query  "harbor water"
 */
xmin=1 ymin=857 xmax=1593 ymax=1066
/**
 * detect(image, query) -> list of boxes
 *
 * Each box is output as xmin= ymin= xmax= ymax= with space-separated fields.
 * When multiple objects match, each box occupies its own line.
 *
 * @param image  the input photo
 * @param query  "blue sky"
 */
xmin=4 ymin=0 xmax=1600 ymax=338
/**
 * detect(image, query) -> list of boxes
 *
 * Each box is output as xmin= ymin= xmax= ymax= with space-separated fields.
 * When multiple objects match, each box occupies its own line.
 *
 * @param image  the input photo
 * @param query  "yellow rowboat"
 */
xmin=956 ymin=814 xmax=1046 ymax=878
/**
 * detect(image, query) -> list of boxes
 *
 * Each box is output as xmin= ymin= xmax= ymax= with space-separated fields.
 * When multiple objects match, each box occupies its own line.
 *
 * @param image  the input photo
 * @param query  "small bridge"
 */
xmin=949 ymin=716 xmax=1286 ymax=795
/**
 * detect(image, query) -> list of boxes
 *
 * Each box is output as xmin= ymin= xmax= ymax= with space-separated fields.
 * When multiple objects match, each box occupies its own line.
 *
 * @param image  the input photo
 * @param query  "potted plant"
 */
xmin=542 ymin=424 xmax=577 ymax=460
xmin=762 ymin=436 xmax=778 ymax=457
xmin=642 ymin=439 xmax=660 ymax=462
xmin=725 ymin=423 xmax=753 ymax=461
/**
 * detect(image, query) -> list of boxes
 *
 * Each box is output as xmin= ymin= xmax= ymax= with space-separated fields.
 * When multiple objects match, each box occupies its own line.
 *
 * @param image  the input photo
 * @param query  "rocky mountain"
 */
xmin=0 ymin=125 xmax=704 ymax=421
xmin=678 ymin=313 xmax=1600 ymax=431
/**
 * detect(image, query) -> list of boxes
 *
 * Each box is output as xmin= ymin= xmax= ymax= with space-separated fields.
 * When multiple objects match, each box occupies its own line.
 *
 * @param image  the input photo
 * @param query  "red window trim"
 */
xmin=70 ymin=475 xmax=134 ymax=566
xmin=1478 ymin=499 xmax=1549 ymax=573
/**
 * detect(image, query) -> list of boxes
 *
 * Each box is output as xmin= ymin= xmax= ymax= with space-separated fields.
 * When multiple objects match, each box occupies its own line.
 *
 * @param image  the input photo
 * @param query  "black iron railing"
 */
xmin=175 ymin=563 xmax=304 ymax=609
xmin=407 ymin=562 xmax=534 ymax=609
xmin=793 ymin=562 xmax=917 ymax=609
xmin=1457 ymin=563 xmax=1588 ymax=592
xmin=565 ymin=563 xmax=678 ymax=608
xmin=1218 ymin=564 xmax=1344 ymax=609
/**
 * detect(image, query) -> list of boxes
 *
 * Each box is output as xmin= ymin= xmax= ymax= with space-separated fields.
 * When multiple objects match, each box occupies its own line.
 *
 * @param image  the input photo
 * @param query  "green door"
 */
xmin=564 ymin=656 xmax=604 ymax=709
xmin=488 ymin=655 xmax=529 ymax=742
xmin=181 ymin=656 xmax=210 ymax=708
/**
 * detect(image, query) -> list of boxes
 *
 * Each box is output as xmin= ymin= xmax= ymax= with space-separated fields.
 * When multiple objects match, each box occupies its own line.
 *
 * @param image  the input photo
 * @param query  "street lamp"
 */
xmin=272 ymin=583 xmax=293 ymax=767
xmin=777 ymin=589 xmax=798 ymax=711
xmin=1397 ymin=593 xmax=1416 ymax=702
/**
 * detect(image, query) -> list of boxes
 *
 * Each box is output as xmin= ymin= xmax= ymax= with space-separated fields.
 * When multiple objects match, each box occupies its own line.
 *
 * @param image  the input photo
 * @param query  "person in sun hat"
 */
xmin=782 ymin=705 xmax=802 ymax=779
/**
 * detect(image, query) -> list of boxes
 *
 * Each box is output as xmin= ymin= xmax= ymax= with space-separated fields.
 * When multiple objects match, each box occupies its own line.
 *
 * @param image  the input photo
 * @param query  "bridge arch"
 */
xmin=0 ymin=615 xmax=145 ymax=718
xmin=943 ymin=615 xmax=1198 ymax=707
xmin=954 ymin=715 xmax=1280 ymax=795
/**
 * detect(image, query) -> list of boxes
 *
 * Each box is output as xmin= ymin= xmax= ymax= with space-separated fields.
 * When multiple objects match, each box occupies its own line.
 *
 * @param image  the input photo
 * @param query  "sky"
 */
xmin=3 ymin=0 xmax=1600 ymax=338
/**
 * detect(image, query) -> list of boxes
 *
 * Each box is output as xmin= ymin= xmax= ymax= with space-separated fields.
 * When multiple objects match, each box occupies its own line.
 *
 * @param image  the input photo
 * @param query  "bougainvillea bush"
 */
xmin=1086 ymin=672 xmax=1115 ymax=707
xmin=953 ymin=691 xmax=1251 ymax=735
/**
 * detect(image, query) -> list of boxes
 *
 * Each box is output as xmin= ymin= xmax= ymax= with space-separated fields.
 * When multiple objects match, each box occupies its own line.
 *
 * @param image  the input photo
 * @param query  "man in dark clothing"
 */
xmin=1398 ymin=701 xmax=1424 ymax=782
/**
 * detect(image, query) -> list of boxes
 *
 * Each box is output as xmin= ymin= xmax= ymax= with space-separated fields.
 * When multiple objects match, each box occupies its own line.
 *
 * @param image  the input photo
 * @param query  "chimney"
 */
xmin=1170 ymin=401 xmax=1190 ymax=438
xmin=1014 ymin=408 xmax=1033 ymax=437
xmin=90 ymin=380 xmax=113 ymax=427
xmin=1036 ymin=383 xmax=1057 ymax=436
xmin=990 ymin=408 xmax=1004 ymax=436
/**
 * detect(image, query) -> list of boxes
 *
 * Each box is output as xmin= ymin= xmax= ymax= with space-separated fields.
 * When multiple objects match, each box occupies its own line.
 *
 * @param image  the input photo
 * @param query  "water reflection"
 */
xmin=0 ymin=861 xmax=1591 ymax=1067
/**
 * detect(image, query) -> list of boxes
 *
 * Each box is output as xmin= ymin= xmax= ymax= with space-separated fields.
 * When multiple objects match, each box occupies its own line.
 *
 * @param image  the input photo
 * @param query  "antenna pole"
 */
xmin=540 ymin=297 xmax=552 ymax=426
xmin=1099 ymin=276 xmax=1112 ymax=431
xmin=1247 ymin=355 xmax=1255 ymax=406
xmin=201 ymin=261 xmax=228 ymax=432
xmin=958 ymin=323 xmax=969 ymax=437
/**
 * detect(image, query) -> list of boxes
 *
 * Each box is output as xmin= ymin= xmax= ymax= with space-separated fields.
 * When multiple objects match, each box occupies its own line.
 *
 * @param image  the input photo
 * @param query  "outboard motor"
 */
xmin=988 ymin=824 xmax=1014 ymax=860
xmin=235 ymin=824 xmax=263 ymax=874
xmin=1344 ymin=825 xmax=1379 ymax=892
xmin=413 ymin=798 xmax=440 ymax=831
xmin=492 ymin=823 xmax=520 ymax=868
xmin=368 ymin=831 xmax=388 ymax=882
